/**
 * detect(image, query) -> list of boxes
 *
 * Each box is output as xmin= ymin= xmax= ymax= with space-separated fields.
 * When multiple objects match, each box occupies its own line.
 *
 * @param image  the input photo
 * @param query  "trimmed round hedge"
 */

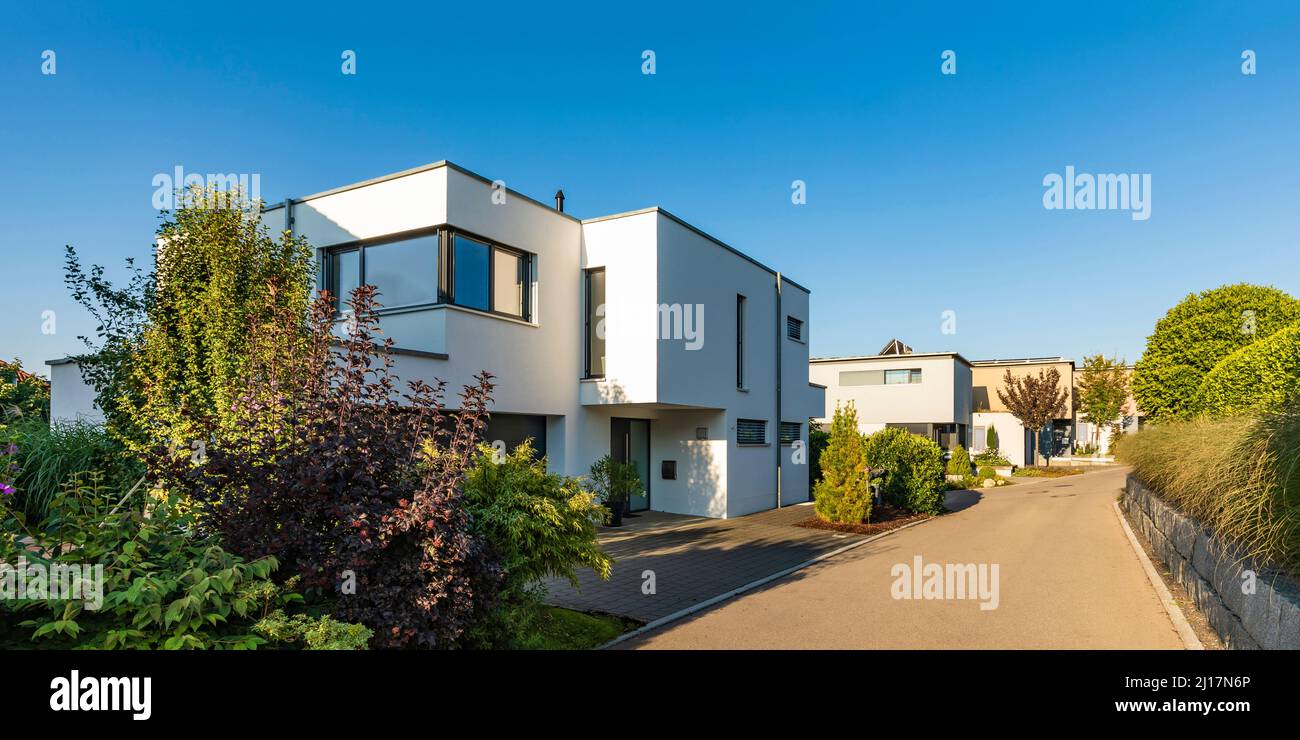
xmin=1193 ymin=325 xmax=1300 ymax=417
xmin=1132 ymin=284 xmax=1300 ymax=420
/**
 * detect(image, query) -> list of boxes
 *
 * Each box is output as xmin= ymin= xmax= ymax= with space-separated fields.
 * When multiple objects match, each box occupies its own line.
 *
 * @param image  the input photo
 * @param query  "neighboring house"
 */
xmin=970 ymin=357 xmax=1076 ymax=466
xmin=47 ymin=160 xmax=824 ymax=519
xmin=809 ymin=339 xmax=973 ymax=451
xmin=45 ymin=357 xmax=103 ymax=424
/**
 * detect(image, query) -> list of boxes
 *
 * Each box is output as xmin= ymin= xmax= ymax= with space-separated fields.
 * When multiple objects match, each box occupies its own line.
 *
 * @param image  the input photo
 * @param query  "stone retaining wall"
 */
xmin=1122 ymin=474 xmax=1300 ymax=649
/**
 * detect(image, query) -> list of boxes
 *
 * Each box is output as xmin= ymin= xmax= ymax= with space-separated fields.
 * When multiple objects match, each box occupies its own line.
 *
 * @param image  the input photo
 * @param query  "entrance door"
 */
xmin=611 ymin=418 xmax=651 ymax=512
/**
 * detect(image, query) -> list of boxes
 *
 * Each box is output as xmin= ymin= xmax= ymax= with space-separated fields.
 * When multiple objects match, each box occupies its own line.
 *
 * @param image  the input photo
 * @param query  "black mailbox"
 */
xmin=661 ymin=460 xmax=677 ymax=480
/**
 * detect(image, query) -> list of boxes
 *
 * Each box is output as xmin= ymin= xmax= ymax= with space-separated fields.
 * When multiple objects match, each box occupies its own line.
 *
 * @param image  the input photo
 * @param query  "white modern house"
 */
xmin=809 ymin=340 xmax=973 ymax=451
xmin=48 ymin=161 xmax=823 ymax=519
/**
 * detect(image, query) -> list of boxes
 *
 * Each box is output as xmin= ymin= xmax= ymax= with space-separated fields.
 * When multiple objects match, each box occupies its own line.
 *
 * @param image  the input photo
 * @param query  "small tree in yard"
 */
xmin=1076 ymin=354 xmax=1129 ymax=448
xmin=997 ymin=367 xmax=1069 ymax=466
xmin=986 ymin=425 xmax=999 ymax=452
xmin=813 ymin=402 xmax=872 ymax=524
xmin=946 ymin=445 xmax=971 ymax=477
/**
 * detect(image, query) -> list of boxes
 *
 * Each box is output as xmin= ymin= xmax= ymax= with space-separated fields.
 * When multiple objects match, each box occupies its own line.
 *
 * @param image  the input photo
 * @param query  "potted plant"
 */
xmin=588 ymin=455 xmax=643 ymax=527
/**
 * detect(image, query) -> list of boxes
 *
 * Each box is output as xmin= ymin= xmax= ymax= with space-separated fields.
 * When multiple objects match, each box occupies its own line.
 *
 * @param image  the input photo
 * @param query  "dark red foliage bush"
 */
xmin=154 ymin=285 xmax=502 ymax=648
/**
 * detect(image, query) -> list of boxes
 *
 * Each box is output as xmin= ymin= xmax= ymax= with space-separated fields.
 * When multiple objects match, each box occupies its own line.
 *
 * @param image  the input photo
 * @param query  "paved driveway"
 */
xmin=620 ymin=467 xmax=1185 ymax=649
xmin=542 ymin=503 xmax=878 ymax=622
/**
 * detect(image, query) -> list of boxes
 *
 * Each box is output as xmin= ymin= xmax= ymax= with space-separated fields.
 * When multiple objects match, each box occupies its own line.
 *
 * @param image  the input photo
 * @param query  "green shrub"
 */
xmin=813 ymin=403 xmax=872 ymax=524
xmin=808 ymin=425 xmax=829 ymax=485
xmin=985 ymin=425 xmax=999 ymax=451
xmin=0 ymin=473 xmax=296 ymax=649
xmin=862 ymin=427 xmax=946 ymax=515
xmin=252 ymin=610 xmax=373 ymax=650
xmin=974 ymin=450 xmax=1010 ymax=466
xmin=1193 ymin=325 xmax=1300 ymax=417
xmin=1132 ymin=284 xmax=1300 ymax=421
xmin=977 ymin=466 xmax=996 ymax=480
xmin=1116 ymin=413 xmax=1300 ymax=574
xmin=946 ymin=445 xmax=971 ymax=476
xmin=3 ymin=417 xmax=142 ymax=520
xmin=460 ymin=441 xmax=614 ymax=648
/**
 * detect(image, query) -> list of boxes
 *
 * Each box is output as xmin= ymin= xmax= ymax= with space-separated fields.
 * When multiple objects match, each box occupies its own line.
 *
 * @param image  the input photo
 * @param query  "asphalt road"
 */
xmin=624 ymin=466 xmax=1185 ymax=649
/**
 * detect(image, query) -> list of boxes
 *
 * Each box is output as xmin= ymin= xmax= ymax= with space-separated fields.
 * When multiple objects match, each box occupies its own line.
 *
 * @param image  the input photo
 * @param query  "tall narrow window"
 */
xmin=736 ymin=294 xmax=746 ymax=389
xmin=452 ymin=234 xmax=490 ymax=312
xmin=585 ymin=269 xmax=606 ymax=378
xmin=327 ymin=249 xmax=360 ymax=313
xmin=492 ymin=248 xmax=527 ymax=318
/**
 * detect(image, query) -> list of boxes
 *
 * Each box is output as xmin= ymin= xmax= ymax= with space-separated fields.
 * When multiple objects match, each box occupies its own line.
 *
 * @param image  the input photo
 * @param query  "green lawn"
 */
xmin=518 ymin=607 xmax=634 ymax=650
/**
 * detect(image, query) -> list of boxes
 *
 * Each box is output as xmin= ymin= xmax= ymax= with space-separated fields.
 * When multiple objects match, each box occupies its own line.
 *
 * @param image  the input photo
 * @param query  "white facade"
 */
xmin=971 ymin=411 xmax=1029 ymax=467
xmin=809 ymin=352 xmax=973 ymax=450
xmin=49 ymin=161 xmax=823 ymax=519
xmin=45 ymin=359 xmax=103 ymax=424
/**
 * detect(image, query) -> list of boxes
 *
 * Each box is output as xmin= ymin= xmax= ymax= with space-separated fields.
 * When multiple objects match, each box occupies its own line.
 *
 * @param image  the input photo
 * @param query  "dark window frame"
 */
xmin=320 ymin=225 xmax=534 ymax=322
xmin=736 ymin=294 xmax=747 ymax=389
xmin=786 ymin=315 xmax=804 ymax=342
xmin=583 ymin=267 xmax=606 ymax=379
xmin=778 ymin=421 xmax=801 ymax=445
xmin=736 ymin=418 xmax=767 ymax=446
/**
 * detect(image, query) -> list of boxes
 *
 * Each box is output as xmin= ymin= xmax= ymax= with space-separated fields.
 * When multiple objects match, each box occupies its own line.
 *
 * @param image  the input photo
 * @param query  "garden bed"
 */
xmin=794 ymin=505 xmax=933 ymax=536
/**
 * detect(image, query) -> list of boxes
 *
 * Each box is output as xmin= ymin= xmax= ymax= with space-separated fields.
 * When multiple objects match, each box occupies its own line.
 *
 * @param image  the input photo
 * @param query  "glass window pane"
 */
xmin=587 ymin=270 xmax=606 ymax=376
xmin=884 ymin=369 xmax=910 ymax=384
xmin=329 ymin=249 xmax=360 ymax=312
xmin=363 ymin=235 xmax=438 ymax=308
xmin=493 ymin=249 xmax=526 ymax=318
xmin=453 ymin=235 xmax=490 ymax=311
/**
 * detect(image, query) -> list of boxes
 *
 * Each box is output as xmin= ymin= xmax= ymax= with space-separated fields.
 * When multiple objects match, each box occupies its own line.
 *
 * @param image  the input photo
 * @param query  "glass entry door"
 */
xmin=611 ymin=418 xmax=651 ymax=512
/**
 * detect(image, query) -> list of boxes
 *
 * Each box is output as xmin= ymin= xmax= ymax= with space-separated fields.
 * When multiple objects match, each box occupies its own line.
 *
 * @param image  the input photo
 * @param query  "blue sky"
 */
xmin=3 ymin=1 xmax=1298 ymax=375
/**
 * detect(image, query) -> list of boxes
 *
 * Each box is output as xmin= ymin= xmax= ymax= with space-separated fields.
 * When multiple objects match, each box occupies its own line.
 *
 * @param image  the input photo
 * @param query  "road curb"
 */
xmin=1112 ymin=500 xmax=1204 ymax=650
xmin=596 ymin=513 xmax=939 ymax=650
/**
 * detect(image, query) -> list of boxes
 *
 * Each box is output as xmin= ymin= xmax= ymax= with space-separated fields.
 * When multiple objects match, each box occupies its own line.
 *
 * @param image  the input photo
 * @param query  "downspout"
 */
xmin=775 ymin=271 xmax=783 ymax=509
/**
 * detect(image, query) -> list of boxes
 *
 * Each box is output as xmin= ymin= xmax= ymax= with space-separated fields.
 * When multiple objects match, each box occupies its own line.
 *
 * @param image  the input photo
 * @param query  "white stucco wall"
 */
xmin=47 ymin=361 xmax=103 ymax=424
xmin=972 ymin=412 xmax=1028 ymax=467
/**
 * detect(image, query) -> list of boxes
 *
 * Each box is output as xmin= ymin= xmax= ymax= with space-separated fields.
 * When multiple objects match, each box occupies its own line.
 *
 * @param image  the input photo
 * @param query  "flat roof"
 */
xmin=262 ymin=160 xmax=810 ymax=295
xmin=970 ymin=357 xmax=1073 ymax=367
xmin=810 ymin=351 xmax=972 ymax=367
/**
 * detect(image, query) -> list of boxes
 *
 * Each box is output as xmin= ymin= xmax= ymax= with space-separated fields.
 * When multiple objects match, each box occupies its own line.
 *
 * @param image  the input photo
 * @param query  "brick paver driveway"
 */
xmin=543 ymin=502 xmax=919 ymax=622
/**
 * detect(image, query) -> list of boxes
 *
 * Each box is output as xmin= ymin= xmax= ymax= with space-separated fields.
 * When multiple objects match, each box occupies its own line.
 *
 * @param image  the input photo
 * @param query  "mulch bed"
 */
xmin=794 ymin=505 xmax=933 ymax=536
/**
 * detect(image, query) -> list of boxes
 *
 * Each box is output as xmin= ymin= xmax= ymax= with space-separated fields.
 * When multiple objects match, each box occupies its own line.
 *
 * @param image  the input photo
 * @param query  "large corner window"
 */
xmin=326 ymin=248 xmax=361 ymax=312
xmin=584 ymin=268 xmax=606 ymax=378
xmin=451 ymin=234 xmax=491 ymax=312
xmin=323 ymin=233 xmax=438 ymax=313
xmin=322 ymin=228 xmax=533 ymax=321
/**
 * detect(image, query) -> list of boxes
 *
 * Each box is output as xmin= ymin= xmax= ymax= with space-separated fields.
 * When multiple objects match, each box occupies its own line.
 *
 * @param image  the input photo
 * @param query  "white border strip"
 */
xmin=1112 ymin=501 xmax=1203 ymax=650
xmin=597 ymin=515 xmax=937 ymax=650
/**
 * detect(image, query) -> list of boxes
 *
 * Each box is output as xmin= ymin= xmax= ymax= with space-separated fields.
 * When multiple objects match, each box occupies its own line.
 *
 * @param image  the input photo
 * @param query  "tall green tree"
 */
xmin=813 ymin=402 xmax=872 ymax=524
xmin=1076 ymin=354 xmax=1129 ymax=447
xmin=1131 ymin=284 xmax=1300 ymax=421
xmin=997 ymin=367 xmax=1069 ymax=465
xmin=127 ymin=187 xmax=315 ymax=453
